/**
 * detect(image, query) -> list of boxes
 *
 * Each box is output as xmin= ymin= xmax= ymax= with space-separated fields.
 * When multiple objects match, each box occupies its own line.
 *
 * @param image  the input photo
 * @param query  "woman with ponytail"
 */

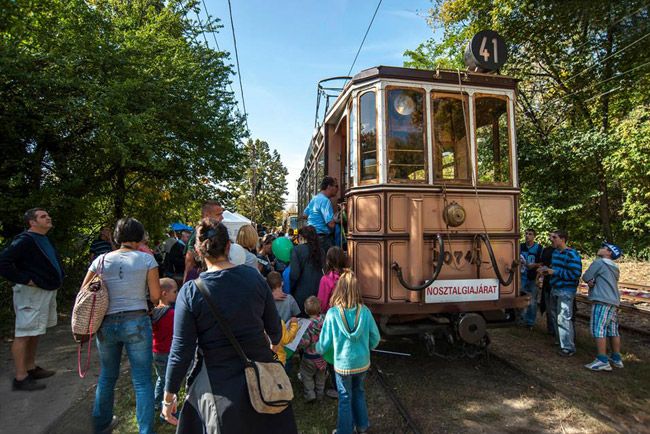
xmin=162 ymin=218 xmax=297 ymax=433
xmin=289 ymin=225 xmax=325 ymax=316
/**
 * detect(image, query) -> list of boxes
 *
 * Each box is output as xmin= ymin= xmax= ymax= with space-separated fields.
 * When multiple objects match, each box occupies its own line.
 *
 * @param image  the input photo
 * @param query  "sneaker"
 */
xmin=610 ymin=358 xmax=624 ymax=369
xmin=584 ymin=359 xmax=612 ymax=371
xmin=12 ymin=376 xmax=46 ymax=391
xmin=558 ymin=349 xmax=575 ymax=357
xmin=27 ymin=366 xmax=55 ymax=379
xmin=325 ymin=388 xmax=338 ymax=399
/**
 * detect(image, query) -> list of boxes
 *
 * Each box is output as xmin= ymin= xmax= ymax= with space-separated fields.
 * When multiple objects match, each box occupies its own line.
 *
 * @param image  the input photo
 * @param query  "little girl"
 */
xmin=316 ymin=270 xmax=380 ymax=434
xmin=317 ymin=246 xmax=347 ymax=313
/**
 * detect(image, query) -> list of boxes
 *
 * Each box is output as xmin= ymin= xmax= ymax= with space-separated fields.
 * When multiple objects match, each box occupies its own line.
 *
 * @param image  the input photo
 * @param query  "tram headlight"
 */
xmin=394 ymin=94 xmax=415 ymax=116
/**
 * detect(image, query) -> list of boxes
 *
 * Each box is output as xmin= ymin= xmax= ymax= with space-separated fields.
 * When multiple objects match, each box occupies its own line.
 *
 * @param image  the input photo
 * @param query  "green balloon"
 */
xmin=272 ymin=237 xmax=294 ymax=263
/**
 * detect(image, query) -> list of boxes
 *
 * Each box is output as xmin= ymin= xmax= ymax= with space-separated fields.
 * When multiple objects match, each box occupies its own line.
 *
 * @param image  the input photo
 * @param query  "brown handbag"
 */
xmin=195 ymin=278 xmax=293 ymax=414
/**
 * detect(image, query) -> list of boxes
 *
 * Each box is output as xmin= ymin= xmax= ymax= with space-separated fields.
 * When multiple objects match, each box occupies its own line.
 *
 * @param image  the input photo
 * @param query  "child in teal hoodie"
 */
xmin=316 ymin=270 xmax=380 ymax=434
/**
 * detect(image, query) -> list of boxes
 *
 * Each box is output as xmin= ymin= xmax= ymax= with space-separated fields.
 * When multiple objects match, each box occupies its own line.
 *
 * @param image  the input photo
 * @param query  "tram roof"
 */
xmin=347 ymin=65 xmax=518 ymax=90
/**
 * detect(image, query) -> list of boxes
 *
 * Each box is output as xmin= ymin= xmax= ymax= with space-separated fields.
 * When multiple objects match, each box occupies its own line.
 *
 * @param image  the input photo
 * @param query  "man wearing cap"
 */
xmin=0 ymin=208 xmax=64 ymax=391
xmin=302 ymin=176 xmax=338 ymax=254
xmin=582 ymin=242 xmax=623 ymax=371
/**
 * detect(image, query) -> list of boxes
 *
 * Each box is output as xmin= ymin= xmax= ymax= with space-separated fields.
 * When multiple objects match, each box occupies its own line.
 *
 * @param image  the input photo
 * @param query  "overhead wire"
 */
xmin=561 ymin=29 xmax=650 ymax=84
xmin=569 ymin=2 xmax=650 ymax=54
xmin=346 ymin=0 xmax=383 ymax=78
xmin=226 ymin=0 xmax=248 ymax=129
xmin=551 ymin=59 xmax=650 ymax=103
xmin=195 ymin=0 xmax=245 ymax=126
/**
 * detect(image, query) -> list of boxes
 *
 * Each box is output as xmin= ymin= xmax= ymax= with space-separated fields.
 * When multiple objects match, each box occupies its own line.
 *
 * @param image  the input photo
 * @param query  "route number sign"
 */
xmin=464 ymin=30 xmax=508 ymax=72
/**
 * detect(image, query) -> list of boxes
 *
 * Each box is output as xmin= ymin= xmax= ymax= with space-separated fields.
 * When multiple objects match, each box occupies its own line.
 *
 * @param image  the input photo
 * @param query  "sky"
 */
xmin=199 ymin=0 xmax=438 ymax=206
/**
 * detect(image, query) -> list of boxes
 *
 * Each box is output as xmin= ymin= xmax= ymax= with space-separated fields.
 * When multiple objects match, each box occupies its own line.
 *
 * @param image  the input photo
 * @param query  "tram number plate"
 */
xmin=425 ymin=279 xmax=499 ymax=303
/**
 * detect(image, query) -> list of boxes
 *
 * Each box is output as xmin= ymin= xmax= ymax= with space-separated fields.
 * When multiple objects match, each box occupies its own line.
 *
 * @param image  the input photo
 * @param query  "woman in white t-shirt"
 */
xmin=81 ymin=217 xmax=161 ymax=434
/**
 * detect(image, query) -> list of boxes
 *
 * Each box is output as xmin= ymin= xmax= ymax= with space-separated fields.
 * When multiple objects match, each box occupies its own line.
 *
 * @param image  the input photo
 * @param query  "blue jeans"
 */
xmin=335 ymin=371 xmax=369 ymax=434
xmin=553 ymin=291 xmax=576 ymax=352
xmin=544 ymin=289 xmax=555 ymax=334
xmin=93 ymin=313 xmax=154 ymax=434
xmin=153 ymin=352 xmax=169 ymax=410
xmin=522 ymin=280 xmax=538 ymax=326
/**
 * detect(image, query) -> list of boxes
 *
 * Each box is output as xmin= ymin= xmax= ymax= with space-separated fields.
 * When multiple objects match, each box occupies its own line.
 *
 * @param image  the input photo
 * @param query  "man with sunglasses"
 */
xmin=539 ymin=230 xmax=582 ymax=356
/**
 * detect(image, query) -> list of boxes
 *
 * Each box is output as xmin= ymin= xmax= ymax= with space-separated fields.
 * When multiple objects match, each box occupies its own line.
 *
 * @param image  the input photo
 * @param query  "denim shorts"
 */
xmin=13 ymin=284 xmax=57 ymax=337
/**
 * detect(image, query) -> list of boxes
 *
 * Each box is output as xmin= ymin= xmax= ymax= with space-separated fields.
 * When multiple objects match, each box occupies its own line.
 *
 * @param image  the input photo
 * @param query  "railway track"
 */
xmin=371 ymin=363 xmax=422 ymax=434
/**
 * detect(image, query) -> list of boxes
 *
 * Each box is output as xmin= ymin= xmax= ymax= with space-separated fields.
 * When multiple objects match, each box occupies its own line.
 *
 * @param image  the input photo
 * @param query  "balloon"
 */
xmin=272 ymin=237 xmax=293 ymax=263
xmin=228 ymin=243 xmax=246 ymax=266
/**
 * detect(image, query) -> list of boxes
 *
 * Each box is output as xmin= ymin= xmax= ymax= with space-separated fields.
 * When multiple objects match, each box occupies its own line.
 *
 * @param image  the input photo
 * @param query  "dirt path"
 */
xmin=0 ymin=320 xmax=98 ymax=434
xmin=366 ymin=337 xmax=612 ymax=434
xmin=490 ymin=319 xmax=650 ymax=434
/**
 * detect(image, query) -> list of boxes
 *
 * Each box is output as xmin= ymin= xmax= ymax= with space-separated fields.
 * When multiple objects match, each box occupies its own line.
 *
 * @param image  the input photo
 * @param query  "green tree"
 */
xmin=0 ymin=0 xmax=246 ymax=250
xmin=230 ymin=139 xmax=288 ymax=229
xmin=405 ymin=0 xmax=650 ymax=256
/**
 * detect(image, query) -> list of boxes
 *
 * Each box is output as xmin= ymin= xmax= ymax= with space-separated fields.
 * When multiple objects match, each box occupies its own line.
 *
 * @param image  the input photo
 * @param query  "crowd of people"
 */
xmin=0 ymin=175 xmax=373 ymax=434
xmin=0 ymin=174 xmax=627 ymax=433
xmin=518 ymin=228 xmax=624 ymax=370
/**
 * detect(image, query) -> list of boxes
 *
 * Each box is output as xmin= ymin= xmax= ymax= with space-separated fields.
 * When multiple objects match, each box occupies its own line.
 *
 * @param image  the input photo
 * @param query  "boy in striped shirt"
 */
xmin=539 ymin=229 xmax=582 ymax=356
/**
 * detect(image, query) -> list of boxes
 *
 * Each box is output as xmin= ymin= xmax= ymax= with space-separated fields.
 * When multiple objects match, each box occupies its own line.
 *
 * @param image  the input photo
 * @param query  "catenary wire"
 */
xmin=346 ymin=0 xmax=383 ymax=78
xmin=226 ymin=0 xmax=248 ymax=129
xmin=569 ymin=2 xmax=650 ymax=54
xmin=196 ymin=1 xmax=248 ymax=126
xmin=196 ymin=1 xmax=238 ymax=101
xmin=551 ymin=59 xmax=650 ymax=103
xmin=561 ymin=30 xmax=650 ymax=84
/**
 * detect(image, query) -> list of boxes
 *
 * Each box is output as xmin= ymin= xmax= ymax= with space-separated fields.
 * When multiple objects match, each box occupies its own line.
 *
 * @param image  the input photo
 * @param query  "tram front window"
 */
xmin=387 ymin=88 xmax=426 ymax=182
xmin=475 ymin=96 xmax=511 ymax=184
xmin=432 ymin=93 xmax=470 ymax=182
xmin=359 ymin=91 xmax=377 ymax=183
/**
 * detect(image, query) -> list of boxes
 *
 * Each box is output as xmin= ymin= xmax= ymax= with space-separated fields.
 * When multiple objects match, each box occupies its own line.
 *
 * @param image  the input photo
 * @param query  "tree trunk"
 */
xmin=114 ymin=166 xmax=126 ymax=221
xmin=596 ymin=22 xmax=615 ymax=241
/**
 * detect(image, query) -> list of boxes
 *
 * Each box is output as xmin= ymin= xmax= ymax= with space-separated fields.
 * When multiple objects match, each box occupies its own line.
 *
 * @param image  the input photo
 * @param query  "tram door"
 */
xmin=327 ymin=115 xmax=347 ymax=203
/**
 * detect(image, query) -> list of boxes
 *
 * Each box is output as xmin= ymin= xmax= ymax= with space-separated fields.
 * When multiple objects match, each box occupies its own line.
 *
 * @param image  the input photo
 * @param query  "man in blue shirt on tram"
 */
xmin=303 ymin=176 xmax=339 ymax=254
xmin=539 ymin=229 xmax=582 ymax=357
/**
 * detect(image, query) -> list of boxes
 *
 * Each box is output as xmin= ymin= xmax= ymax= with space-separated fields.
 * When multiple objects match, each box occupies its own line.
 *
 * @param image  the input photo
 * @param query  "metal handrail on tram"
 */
xmin=391 ymin=234 xmax=445 ymax=292
xmin=474 ymin=233 xmax=516 ymax=287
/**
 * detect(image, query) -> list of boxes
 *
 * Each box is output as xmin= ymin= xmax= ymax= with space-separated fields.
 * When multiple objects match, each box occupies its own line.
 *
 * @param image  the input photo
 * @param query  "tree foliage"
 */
xmin=0 ymin=0 xmax=246 ymax=259
xmin=406 ymin=0 xmax=650 ymax=257
xmin=229 ymin=139 xmax=288 ymax=230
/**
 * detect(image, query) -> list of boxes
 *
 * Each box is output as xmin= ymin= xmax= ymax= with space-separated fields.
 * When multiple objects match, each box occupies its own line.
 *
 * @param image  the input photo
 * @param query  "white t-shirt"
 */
xmin=90 ymin=250 xmax=158 ymax=314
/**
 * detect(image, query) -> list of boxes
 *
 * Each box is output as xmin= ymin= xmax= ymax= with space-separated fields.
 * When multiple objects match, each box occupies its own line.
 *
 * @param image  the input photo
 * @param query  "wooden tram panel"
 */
xmin=300 ymin=65 xmax=529 ymax=324
xmin=348 ymin=189 xmax=519 ymax=313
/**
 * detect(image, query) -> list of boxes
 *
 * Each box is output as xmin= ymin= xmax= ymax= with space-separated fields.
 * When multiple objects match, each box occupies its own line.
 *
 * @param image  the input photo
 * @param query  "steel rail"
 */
xmin=619 ymin=281 xmax=650 ymax=292
xmin=372 ymin=363 xmax=422 ymax=434
xmin=575 ymin=293 xmax=650 ymax=316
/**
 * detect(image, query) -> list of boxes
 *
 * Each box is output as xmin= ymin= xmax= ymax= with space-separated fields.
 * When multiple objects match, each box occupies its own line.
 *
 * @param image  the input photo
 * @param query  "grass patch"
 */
xmin=112 ymin=355 xmax=339 ymax=433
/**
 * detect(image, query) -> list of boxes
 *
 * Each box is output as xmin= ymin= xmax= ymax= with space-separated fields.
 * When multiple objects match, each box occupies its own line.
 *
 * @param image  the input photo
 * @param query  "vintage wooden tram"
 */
xmin=297 ymin=53 xmax=528 ymax=353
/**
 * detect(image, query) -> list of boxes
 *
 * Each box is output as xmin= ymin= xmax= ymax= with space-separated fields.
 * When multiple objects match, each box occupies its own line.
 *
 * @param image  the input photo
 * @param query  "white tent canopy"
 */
xmin=221 ymin=210 xmax=252 ymax=242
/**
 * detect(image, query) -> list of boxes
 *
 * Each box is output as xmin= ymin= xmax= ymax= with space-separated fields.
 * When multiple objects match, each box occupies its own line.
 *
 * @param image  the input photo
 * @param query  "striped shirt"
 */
xmin=550 ymin=247 xmax=582 ymax=294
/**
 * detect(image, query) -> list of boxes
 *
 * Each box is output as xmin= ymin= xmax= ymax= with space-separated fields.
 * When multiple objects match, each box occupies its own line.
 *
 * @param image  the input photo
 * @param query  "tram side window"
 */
xmin=387 ymin=88 xmax=426 ymax=182
xmin=475 ymin=96 xmax=511 ymax=184
xmin=432 ymin=93 xmax=470 ymax=182
xmin=348 ymin=102 xmax=356 ymax=187
xmin=359 ymin=91 xmax=377 ymax=183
